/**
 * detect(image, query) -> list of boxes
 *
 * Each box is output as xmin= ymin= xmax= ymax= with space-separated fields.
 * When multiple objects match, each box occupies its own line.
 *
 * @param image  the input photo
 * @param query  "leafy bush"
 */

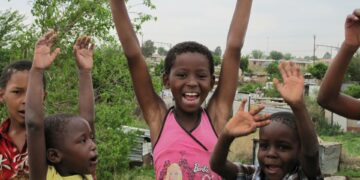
xmin=238 ymin=83 xmax=262 ymax=94
xmin=344 ymin=84 xmax=360 ymax=98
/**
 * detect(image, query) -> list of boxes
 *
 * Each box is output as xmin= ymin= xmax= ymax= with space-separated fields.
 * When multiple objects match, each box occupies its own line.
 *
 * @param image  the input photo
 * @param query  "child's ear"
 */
xmin=162 ymin=74 xmax=170 ymax=89
xmin=47 ymin=148 xmax=63 ymax=164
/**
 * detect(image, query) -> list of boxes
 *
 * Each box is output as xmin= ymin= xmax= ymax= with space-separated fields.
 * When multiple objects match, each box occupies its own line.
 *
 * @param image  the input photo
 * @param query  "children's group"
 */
xmin=0 ymin=0 xmax=359 ymax=179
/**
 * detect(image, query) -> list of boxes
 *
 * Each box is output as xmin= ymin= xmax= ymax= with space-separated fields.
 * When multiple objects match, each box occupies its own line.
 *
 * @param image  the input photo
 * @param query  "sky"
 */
xmin=1 ymin=0 xmax=360 ymax=57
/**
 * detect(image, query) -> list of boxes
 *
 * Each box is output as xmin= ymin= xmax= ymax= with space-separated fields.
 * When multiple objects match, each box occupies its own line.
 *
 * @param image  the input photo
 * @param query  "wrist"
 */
xmin=30 ymin=67 xmax=45 ymax=74
xmin=343 ymin=41 xmax=359 ymax=52
xmin=78 ymin=69 xmax=92 ymax=74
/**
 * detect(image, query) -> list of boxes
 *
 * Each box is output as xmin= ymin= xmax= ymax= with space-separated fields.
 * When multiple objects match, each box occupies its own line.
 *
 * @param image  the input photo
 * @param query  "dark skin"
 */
xmin=211 ymin=61 xmax=321 ymax=179
xmin=317 ymin=9 xmax=360 ymax=119
xmin=110 ymin=0 xmax=253 ymax=146
xmin=25 ymin=30 xmax=95 ymax=179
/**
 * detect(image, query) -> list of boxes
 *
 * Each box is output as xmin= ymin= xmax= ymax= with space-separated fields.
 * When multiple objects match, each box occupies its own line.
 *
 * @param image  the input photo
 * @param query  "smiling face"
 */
xmin=0 ymin=71 xmax=29 ymax=126
xmin=257 ymin=121 xmax=300 ymax=180
xmin=57 ymin=117 xmax=97 ymax=175
xmin=164 ymin=52 xmax=214 ymax=113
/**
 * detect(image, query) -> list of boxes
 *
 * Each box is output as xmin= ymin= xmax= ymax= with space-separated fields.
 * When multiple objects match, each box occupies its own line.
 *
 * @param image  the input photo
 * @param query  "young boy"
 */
xmin=210 ymin=61 xmax=323 ymax=179
xmin=25 ymin=30 xmax=97 ymax=179
xmin=317 ymin=9 xmax=360 ymax=119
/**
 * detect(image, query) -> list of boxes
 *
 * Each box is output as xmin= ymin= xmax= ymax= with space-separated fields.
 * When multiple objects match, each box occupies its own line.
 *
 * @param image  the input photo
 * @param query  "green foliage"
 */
xmin=346 ymin=52 xmax=360 ymax=82
xmin=323 ymin=52 xmax=332 ymax=59
xmin=269 ymin=50 xmax=283 ymax=60
xmin=251 ymin=49 xmax=263 ymax=59
xmin=240 ymin=55 xmax=249 ymax=73
xmin=344 ymin=83 xmax=360 ymax=98
xmin=307 ymin=62 xmax=328 ymax=80
xmin=154 ymin=60 xmax=164 ymax=76
xmin=213 ymin=46 xmax=222 ymax=57
xmin=157 ymin=47 xmax=168 ymax=56
xmin=263 ymin=87 xmax=280 ymax=98
xmin=213 ymin=55 xmax=221 ymax=67
xmin=265 ymin=61 xmax=281 ymax=80
xmin=283 ymin=53 xmax=292 ymax=60
xmin=141 ymin=40 xmax=156 ymax=58
xmin=304 ymin=97 xmax=343 ymax=136
xmin=0 ymin=10 xmax=25 ymax=49
xmin=238 ymin=83 xmax=262 ymax=94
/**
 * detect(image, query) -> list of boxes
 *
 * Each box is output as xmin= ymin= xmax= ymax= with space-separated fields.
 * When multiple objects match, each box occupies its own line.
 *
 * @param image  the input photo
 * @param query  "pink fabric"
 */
xmin=153 ymin=108 xmax=221 ymax=180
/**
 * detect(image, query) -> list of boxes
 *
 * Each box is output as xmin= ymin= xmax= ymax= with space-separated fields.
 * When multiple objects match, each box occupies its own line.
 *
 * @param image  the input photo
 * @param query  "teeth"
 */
xmin=185 ymin=93 xmax=197 ymax=96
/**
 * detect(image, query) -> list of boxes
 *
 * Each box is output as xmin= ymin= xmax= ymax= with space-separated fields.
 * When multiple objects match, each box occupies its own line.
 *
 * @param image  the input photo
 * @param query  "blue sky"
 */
xmin=1 ymin=0 xmax=360 ymax=57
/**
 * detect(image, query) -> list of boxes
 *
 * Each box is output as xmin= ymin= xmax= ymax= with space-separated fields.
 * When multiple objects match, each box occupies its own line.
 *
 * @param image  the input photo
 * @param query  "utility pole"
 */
xmin=313 ymin=35 xmax=316 ymax=63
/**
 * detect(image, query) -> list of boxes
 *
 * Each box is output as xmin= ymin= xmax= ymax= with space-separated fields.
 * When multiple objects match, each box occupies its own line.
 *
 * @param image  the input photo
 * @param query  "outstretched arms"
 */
xmin=210 ymin=100 xmax=270 ymax=179
xmin=317 ymin=9 xmax=360 ymax=119
xmin=26 ymin=30 xmax=60 ymax=180
xmin=274 ymin=61 xmax=321 ymax=178
xmin=109 ymin=0 xmax=166 ymax=144
xmin=73 ymin=36 xmax=96 ymax=134
xmin=208 ymin=0 xmax=253 ymax=134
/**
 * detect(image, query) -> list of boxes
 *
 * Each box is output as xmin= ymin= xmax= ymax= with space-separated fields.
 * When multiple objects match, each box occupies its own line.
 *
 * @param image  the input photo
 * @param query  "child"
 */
xmin=210 ymin=61 xmax=323 ymax=179
xmin=317 ymin=9 xmax=360 ymax=119
xmin=0 ymin=60 xmax=37 ymax=179
xmin=25 ymin=30 xmax=97 ymax=179
xmin=109 ymin=0 xmax=252 ymax=179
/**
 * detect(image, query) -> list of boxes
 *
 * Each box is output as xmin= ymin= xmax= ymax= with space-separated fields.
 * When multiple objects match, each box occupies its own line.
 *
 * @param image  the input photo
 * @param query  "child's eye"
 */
xmin=176 ymin=73 xmax=186 ymax=78
xmin=259 ymin=143 xmax=269 ymax=150
xmin=11 ymin=90 xmax=20 ymax=94
xmin=277 ymin=144 xmax=290 ymax=151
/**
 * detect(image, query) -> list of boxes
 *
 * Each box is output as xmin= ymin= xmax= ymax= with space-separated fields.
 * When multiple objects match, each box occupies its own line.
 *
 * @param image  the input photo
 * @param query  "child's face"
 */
xmin=257 ymin=121 xmax=300 ymax=180
xmin=164 ymin=52 xmax=214 ymax=112
xmin=0 ymin=71 xmax=29 ymax=125
xmin=59 ymin=118 xmax=97 ymax=174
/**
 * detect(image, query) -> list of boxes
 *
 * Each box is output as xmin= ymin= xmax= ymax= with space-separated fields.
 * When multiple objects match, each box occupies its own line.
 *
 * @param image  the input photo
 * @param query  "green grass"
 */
xmin=114 ymin=166 xmax=155 ymax=180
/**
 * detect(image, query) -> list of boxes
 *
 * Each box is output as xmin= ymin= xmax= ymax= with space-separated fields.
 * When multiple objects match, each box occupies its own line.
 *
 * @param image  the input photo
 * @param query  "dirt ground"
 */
xmin=227 ymin=131 xmax=259 ymax=164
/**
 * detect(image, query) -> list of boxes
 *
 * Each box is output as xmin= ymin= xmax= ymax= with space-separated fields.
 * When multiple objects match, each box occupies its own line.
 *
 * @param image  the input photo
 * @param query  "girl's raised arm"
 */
xmin=208 ymin=0 xmax=253 ymax=134
xmin=109 ymin=0 xmax=167 ymax=143
xmin=317 ymin=9 xmax=360 ymax=119
xmin=26 ymin=30 xmax=60 ymax=180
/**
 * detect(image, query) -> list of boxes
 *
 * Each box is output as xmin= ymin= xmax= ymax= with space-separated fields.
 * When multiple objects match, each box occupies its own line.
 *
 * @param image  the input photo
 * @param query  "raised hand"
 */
xmin=33 ymin=29 xmax=61 ymax=70
xmin=73 ymin=36 xmax=95 ymax=72
xmin=223 ymin=99 xmax=270 ymax=137
xmin=345 ymin=9 xmax=360 ymax=48
xmin=273 ymin=61 xmax=304 ymax=106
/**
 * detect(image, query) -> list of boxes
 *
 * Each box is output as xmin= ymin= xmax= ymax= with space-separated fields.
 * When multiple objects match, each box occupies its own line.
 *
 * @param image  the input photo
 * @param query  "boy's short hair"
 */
xmin=0 ymin=60 xmax=46 ymax=90
xmin=44 ymin=114 xmax=78 ymax=149
xmin=164 ymin=41 xmax=214 ymax=75
xmin=270 ymin=111 xmax=297 ymax=132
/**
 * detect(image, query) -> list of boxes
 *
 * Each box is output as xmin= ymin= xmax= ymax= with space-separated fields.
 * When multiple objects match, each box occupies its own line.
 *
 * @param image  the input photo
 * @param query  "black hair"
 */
xmin=164 ymin=41 xmax=214 ymax=75
xmin=270 ymin=111 xmax=297 ymax=132
xmin=0 ymin=60 xmax=46 ymax=90
xmin=44 ymin=113 xmax=79 ymax=149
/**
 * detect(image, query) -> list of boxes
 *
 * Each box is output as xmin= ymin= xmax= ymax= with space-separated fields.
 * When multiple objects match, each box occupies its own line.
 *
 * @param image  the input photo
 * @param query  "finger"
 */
xmin=278 ymin=61 xmax=289 ymax=80
xmin=254 ymin=113 xmax=271 ymax=122
xmin=47 ymin=33 xmax=57 ymax=47
xmin=289 ymin=61 xmax=295 ymax=76
xmin=353 ymin=9 xmax=360 ymax=18
xmin=44 ymin=29 xmax=55 ymax=40
xmin=255 ymin=119 xmax=271 ymax=128
xmin=346 ymin=14 xmax=359 ymax=28
xmin=80 ymin=36 xmax=87 ymax=48
xmin=89 ymin=43 xmax=95 ymax=51
xmin=249 ymin=104 xmax=265 ymax=115
xmin=239 ymin=98 xmax=247 ymax=112
xmin=293 ymin=64 xmax=300 ymax=78
xmin=84 ymin=36 xmax=91 ymax=49
xmin=50 ymin=48 xmax=61 ymax=61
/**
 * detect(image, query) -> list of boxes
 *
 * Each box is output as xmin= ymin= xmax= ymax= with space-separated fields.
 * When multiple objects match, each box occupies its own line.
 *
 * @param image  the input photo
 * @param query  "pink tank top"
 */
xmin=153 ymin=108 xmax=222 ymax=180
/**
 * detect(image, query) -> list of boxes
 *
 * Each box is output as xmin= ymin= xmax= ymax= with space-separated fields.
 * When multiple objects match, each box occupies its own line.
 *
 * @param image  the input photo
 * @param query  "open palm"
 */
xmin=224 ymin=99 xmax=270 ymax=137
xmin=73 ymin=36 xmax=94 ymax=71
xmin=33 ymin=30 xmax=60 ymax=69
xmin=274 ymin=61 xmax=304 ymax=106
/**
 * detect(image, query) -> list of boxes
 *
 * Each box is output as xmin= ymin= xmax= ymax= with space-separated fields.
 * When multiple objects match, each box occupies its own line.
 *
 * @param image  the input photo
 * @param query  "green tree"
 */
xmin=266 ymin=61 xmax=281 ymax=80
xmin=157 ymin=47 xmax=168 ymax=56
xmin=346 ymin=52 xmax=360 ymax=82
xmin=307 ymin=62 xmax=328 ymax=80
xmin=323 ymin=52 xmax=332 ymax=59
xmin=269 ymin=50 xmax=283 ymax=60
xmin=344 ymin=84 xmax=360 ymax=98
xmin=141 ymin=40 xmax=156 ymax=58
xmin=214 ymin=46 xmax=222 ymax=57
xmin=213 ymin=55 xmax=221 ymax=67
xmin=251 ymin=49 xmax=263 ymax=59
xmin=283 ymin=53 xmax=292 ymax=60
xmin=0 ymin=10 xmax=25 ymax=48
xmin=240 ymin=55 xmax=249 ymax=72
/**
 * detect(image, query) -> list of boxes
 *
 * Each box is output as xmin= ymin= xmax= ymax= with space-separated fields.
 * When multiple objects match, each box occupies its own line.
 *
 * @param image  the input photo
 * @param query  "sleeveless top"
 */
xmin=153 ymin=107 xmax=222 ymax=180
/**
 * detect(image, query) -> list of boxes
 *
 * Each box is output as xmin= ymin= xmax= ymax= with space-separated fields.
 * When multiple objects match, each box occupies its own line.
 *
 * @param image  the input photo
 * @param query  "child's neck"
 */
xmin=8 ymin=119 xmax=26 ymax=151
xmin=173 ymin=107 xmax=202 ymax=132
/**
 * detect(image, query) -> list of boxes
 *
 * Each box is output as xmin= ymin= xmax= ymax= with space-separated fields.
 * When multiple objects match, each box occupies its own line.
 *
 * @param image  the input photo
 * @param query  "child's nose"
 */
xmin=186 ymin=75 xmax=197 ymax=86
xmin=266 ymin=146 xmax=278 ymax=158
xmin=90 ymin=139 xmax=97 ymax=151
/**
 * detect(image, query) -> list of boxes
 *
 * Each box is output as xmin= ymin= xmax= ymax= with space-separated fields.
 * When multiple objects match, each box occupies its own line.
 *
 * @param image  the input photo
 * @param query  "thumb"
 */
xmin=273 ymin=78 xmax=281 ymax=91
